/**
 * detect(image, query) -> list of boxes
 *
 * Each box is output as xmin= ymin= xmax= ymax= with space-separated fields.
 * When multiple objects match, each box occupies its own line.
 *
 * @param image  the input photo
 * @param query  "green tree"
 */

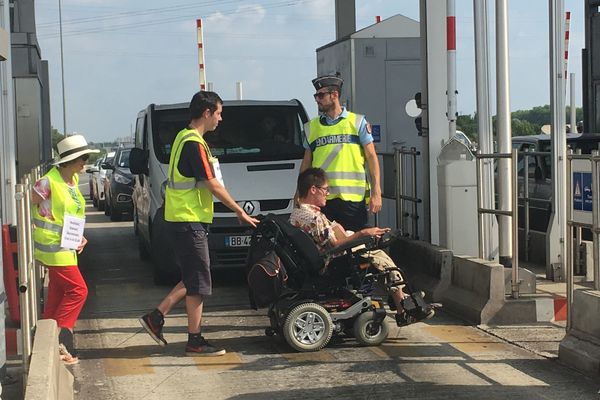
xmin=51 ymin=127 xmax=63 ymax=153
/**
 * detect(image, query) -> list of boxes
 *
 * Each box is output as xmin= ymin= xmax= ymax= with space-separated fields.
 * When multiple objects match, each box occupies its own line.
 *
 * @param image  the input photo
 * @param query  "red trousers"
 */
xmin=43 ymin=265 xmax=88 ymax=329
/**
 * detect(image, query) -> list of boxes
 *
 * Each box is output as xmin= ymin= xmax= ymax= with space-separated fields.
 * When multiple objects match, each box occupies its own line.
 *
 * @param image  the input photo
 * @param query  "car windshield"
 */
xmin=117 ymin=149 xmax=131 ymax=168
xmin=152 ymin=104 xmax=305 ymax=164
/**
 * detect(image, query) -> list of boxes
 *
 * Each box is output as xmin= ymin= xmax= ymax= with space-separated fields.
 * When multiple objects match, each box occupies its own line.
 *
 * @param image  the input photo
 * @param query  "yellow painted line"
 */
xmin=368 ymin=346 xmax=390 ymax=359
xmin=423 ymin=325 xmax=514 ymax=356
xmin=467 ymin=363 xmax=550 ymax=386
xmin=369 ymin=343 xmax=466 ymax=361
xmin=424 ymin=325 xmax=492 ymax=343
xmin=400 ymin=363 xmax=491 ymax=386
xmin=451 ymin=341 xmax=513 ymax=354
xmin=193 ymin=352 xmax=243 ymax=370
xmin=281 ymin=350 xmax=336 ymax=363
xmin=104 ymin=357 xmax=154 ymax=377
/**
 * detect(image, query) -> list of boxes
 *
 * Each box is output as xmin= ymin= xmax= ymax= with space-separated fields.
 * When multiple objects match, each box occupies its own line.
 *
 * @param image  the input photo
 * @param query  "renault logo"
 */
xmin=243 ymin=201 xmax=256 ymax=215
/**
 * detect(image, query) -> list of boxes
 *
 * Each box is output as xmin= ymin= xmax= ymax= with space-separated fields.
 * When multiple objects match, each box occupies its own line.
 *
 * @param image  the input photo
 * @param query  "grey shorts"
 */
xmin=171 ymin=224 xmax=212 ymax=296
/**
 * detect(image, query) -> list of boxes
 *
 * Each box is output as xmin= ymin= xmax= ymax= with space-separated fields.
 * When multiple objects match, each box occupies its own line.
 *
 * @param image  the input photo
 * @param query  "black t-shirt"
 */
xmin=169 ymin=140 xmax=215 ymax=232
xmin=177 ymin=141 xmax=214 ymax=181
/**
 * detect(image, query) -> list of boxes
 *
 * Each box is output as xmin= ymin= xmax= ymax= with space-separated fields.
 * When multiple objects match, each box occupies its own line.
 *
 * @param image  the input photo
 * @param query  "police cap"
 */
xmin=312 ymin=75 xmax=343 ymax=91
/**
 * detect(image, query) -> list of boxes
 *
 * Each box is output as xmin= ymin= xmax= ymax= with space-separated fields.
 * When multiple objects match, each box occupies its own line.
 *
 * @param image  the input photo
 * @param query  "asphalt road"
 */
xmin=69 ymin=177 xmax=599 ymax=400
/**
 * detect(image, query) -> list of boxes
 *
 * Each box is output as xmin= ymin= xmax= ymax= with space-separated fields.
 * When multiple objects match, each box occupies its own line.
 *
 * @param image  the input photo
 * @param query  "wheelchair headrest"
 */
xmin=255 ymin=214 xmax=324 ymax=275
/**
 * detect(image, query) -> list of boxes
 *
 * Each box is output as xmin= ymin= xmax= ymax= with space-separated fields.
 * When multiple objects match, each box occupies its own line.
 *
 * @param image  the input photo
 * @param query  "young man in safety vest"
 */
xmin=140 ymin=91 xmax=259 ymax=356
xmin=300 ymin=74 xmax=382 ymax=232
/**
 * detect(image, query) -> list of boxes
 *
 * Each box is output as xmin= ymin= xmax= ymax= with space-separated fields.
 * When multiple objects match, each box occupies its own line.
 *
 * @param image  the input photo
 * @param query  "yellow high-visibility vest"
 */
xmin=306 ymin=112 xmax=369 ymax=202
xmin=164 ymin=128 xmax=214 ymax=223
xmin=33 ymin=167 xmax=84 ymax=266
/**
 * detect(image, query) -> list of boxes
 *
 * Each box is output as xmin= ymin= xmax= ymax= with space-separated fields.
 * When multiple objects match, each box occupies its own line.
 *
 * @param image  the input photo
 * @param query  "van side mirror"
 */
xmin=130 ymin=148 xmax=149 ymax=175
xmin=101 ymin=162 xmax=115 ymax=170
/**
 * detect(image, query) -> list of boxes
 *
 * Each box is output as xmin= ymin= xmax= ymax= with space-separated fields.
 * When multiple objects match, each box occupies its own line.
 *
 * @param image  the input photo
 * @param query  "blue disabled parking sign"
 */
xmin=573 ymin=171 xmax=593 ymax=212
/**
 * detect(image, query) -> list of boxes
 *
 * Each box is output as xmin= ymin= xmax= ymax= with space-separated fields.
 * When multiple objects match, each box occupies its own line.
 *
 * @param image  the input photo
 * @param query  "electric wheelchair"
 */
xmin=246 ymin=214 xmax=434 ymax=352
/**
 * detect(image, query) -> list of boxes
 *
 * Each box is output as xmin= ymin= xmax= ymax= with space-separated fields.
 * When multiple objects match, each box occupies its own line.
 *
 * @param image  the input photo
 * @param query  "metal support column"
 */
xmin=473 ymin=0 xmax=496 ymax=261
xmin=496 ymin=0 xmax=514 ymax=267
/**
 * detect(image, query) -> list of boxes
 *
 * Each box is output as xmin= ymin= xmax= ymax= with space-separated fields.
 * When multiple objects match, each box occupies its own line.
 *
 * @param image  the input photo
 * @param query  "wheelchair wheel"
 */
xmin=353 ymin=311 xmax=389 ymax=346
xmin=283 ymin=302 xmax=333 ymax=352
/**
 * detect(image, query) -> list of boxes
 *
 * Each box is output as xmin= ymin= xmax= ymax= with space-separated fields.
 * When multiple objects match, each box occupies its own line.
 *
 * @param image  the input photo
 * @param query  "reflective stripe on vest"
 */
xmin=33 ymin=218 xmax=62 ymax=234
xmin=33 ymin=167 xmax=85 ymax=266
xmin=164 ymin=128 xmax=214 ymax=223
xmin=307 ymin=112 xmax=369 ymax=202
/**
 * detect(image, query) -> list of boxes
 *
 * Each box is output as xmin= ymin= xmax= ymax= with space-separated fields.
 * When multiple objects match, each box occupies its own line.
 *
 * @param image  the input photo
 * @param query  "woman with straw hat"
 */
xmin=31 ymin=134 xmax=99 ymax=365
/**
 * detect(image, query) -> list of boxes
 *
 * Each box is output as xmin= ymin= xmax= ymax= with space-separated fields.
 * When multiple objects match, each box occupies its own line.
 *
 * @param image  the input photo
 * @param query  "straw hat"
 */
xmin=54 ymin=135 xmax=100 ymax=165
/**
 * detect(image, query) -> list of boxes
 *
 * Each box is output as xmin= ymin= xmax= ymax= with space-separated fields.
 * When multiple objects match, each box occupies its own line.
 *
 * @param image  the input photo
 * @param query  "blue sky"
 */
xmin=34 ymin=0 xmax=584 ymax=143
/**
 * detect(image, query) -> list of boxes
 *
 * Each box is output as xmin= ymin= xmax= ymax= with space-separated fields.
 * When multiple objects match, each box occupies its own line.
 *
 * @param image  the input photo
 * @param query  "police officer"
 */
xmin=300 ymin=74 xmax=382 ymax=232
xmin=139 ymin=91 xmax=258 ymax=356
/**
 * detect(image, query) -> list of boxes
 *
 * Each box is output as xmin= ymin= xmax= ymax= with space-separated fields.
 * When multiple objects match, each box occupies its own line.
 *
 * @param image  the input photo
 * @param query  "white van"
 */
xmin=130 ymin=99 xmax=309 ymax=284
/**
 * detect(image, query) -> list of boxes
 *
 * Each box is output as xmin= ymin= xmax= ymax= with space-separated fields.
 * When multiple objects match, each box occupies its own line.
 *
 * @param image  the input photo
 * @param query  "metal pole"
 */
xmin=411 ymin=147 xmax=419 ymax=239
xmin=570 ymin=72 xmax=577 ymax=132
xmin=524 ymin=151 xmax=530 ymax=261
xmin=549 ymin=0 xmax=568 ymax=283
xmin=58 ymin=0 xmax=67 ymax=137
xmin=476 ymin=153 xmax=484 ymax=259
xmin=196 ymin=19 xmax=206 ymax=91
xmin=566 ymin=151 xmax=573 ymax=331
xmin=511 ymin=149 xmax=520 ymax=299
xmin=593 ymin=151 xmax=600 ymax=290
xmin=473 ymin=0 xmax=495 ymax=261
xmin=496 ymin=0 xmax=513 ymax=267
xmin=396 ymin=148 xmax=405 ymax=234
xmin=15 ymin=185 xmax=31 ymax=385
xmin=22 ymin=177 xmax=37 ymax=325
xmin=236 ymin=82 xmax=243 ymax=100
xmin=447 ymin=0 xmax=457 ymax=139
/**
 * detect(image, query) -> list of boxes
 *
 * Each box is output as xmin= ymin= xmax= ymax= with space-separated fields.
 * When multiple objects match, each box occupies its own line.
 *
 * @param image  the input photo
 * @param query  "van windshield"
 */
xmin=152 ymin=105 xmax=305 ymax=164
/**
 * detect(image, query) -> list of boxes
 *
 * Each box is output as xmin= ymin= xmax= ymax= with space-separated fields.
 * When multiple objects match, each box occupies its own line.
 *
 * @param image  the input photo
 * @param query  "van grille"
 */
xmin=213 ymin=249 xmax=249 ymax=267
xmin=214 ymin=199 xmax=290 ymax=213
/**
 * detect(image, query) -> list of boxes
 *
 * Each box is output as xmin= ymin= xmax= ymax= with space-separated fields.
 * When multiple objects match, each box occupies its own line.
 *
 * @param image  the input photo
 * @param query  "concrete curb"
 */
xmin=440 ymin=256 xmax=506 ymax=324
xmin=559 ymin=290 xmax=600 ymax=377
xmin=389 ymin=237 xmax=452 ymax=302
xmin=24 ymin=319 xmax=74 ymax=400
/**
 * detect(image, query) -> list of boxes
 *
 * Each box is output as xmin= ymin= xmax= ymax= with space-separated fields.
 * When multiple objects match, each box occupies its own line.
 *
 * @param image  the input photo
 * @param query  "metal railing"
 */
xmin=380 ymin=146 xmax=422 ymax=239
xmin=565 ymin=150 xmax=600 ymax=331
xmin=520 ymin=149 xmax=553 ymax=261
xmin=14 ymin=165 xmax=46 ymax=386
xmin=476 ymin=149 xmax=520 ymax=299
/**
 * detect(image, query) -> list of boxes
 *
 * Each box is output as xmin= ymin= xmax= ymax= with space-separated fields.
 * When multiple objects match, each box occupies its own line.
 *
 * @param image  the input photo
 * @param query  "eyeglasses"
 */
xmin=313 ymin=91 xmax=332 ymax=100
xmin=80 ymin=154 xmax=89 ymax=162
xmin=316 ymin=186 xmax=330 ymax=194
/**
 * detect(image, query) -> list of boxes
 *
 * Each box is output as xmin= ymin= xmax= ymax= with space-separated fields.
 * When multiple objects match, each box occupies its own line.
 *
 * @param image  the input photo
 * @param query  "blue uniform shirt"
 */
xmin=303 ymin=107 xmax=373 ymax=149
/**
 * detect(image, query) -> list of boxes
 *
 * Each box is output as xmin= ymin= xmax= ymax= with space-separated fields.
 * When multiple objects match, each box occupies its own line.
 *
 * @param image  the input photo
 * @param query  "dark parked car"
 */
xmin=511 ymin=133 xmax=600 ymax=264
xmin=104 ymin=146 xmax=134 ymax=221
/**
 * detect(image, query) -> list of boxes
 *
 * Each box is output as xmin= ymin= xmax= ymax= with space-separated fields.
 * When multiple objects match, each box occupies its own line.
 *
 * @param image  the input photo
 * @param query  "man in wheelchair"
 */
xmin=290 ymin=168 xmax=435 ymax=327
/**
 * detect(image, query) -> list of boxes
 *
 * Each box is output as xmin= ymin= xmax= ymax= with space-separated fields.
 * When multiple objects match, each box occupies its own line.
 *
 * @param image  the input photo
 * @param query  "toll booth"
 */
xmin=10 ymin=0 xmax=52 ymax=177
xmin=315 ymin=14 xmax=423 ymax=234
xmin=437 ymin=137 xmax=478 ymax=256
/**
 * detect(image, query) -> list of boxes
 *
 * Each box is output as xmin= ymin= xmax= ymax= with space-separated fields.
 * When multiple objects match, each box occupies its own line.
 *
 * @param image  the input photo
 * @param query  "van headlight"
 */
xmin=114 ymin=173 xmax=132 ymax=185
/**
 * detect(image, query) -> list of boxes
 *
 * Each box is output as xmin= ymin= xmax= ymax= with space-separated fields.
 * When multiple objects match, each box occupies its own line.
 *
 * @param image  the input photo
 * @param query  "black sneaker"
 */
xmin=395 ymin=307 xmax=435 ymax=327
xmin=139 ymin=312 xmax=167 ymax=347
xmin=185 ymin=336 xmax=226 ymax=357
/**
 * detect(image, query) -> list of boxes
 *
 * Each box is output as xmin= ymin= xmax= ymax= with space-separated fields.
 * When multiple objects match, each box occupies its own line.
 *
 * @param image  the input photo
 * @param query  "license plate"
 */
xmin=225 ymin=235 xmax=251 ymax=247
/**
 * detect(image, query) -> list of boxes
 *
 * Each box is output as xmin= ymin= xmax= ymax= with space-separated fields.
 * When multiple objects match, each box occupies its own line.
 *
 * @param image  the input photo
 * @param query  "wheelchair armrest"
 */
xmin=323 ymin=235 xmax=377 ymax=257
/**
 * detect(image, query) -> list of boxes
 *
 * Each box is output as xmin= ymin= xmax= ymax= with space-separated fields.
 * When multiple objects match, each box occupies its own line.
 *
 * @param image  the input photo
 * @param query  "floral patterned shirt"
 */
xmin=33 ymin=176 xmax=81 ymax=221
xmin=289 ymin=203 xmax=337 ymax=266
